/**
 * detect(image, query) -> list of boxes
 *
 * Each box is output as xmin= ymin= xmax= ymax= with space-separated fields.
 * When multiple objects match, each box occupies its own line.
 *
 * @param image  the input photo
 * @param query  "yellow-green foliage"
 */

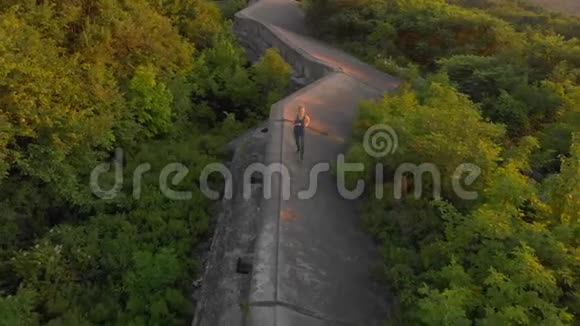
xmin=350 ymin=80 xmax=579 ymax=323
xmin=0 ymin=0 xmax=290 ymax=324
xmin=330 ymin=1 xmax=580 ymax=323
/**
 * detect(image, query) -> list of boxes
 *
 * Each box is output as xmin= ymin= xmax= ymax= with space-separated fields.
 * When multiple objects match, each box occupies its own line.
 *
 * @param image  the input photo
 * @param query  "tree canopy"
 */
xmin=310 ymin=0 xmax=580 ymax=323
xmin=0 ymin=0 xmax=290 ymax=324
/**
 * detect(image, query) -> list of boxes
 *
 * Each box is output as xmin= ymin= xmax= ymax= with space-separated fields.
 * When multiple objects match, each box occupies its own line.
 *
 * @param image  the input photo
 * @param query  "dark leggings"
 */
xmin=294 ymin=131 xmax=304 ymax=159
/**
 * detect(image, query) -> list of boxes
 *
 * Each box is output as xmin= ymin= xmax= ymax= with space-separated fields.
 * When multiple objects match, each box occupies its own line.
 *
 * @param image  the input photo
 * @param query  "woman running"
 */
xmin=293 ymin=104 xmax=311 ymax=161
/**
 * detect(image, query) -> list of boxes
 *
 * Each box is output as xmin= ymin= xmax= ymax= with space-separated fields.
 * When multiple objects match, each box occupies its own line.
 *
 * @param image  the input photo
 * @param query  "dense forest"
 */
xmin=0 ymin=0 xmax=290 ymax=324
xmin=1 ymin=0 xmax=578 ymax=324
xmin=305 ymin=0 xmax=579 ymax=324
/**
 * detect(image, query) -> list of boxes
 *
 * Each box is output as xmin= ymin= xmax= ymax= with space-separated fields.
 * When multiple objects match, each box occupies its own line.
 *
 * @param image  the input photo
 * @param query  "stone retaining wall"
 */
xmin=234 ymin=9 xmax=335 ymax=84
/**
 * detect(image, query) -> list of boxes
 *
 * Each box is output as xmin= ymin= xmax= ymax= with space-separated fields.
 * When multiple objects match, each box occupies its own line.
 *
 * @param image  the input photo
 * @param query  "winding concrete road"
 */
xmin=234 ymin=0 xmax=400 ymax=325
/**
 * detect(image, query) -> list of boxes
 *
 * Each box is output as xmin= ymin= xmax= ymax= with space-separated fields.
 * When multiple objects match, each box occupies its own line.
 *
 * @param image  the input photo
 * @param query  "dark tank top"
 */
xmin=294 ymin=115 xmax=306 ymax=135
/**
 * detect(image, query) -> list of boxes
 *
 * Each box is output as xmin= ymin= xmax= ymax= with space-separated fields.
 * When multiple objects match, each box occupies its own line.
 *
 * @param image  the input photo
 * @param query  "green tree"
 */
xmin=128 ymin=65 xmax=173 ymax=138
xmin=251 ymin=48 xmax=292 ymax=116
xmin=348 ymin=77 xmax=504 ymax=202
xmin=0 ymin=288 xmax=38 ymax=326
xmin=0 ymin=0 xmax=289 ymax=325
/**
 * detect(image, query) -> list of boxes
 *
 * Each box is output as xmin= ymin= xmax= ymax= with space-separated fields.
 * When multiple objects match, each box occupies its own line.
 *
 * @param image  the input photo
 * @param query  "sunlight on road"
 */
xmin=281 ymin=208 xmax=301 ymax=221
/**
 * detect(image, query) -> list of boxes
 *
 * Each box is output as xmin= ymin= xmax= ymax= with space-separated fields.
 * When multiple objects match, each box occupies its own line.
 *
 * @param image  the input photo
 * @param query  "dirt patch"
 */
xmin=528 ymin=0 xmax=580 ymax=15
